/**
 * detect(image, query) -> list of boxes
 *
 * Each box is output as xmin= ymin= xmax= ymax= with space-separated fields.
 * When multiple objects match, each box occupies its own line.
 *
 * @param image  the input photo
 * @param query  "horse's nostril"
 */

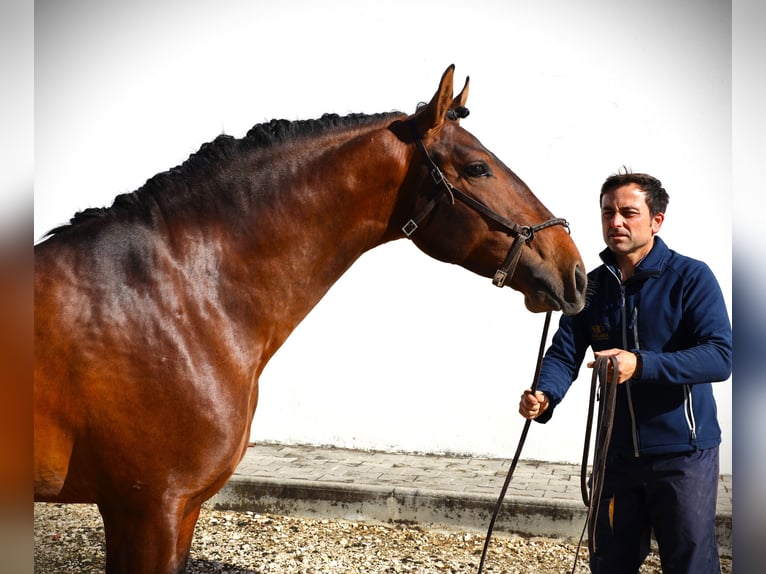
xmin=575 ymin=264 xmax=587 ymax=295
xmin=562 ymin=263 xmax=587 ymax=314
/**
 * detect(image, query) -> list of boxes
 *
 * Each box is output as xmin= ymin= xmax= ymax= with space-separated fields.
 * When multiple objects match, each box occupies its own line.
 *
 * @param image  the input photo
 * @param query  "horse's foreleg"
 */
xmin=99 ymin=497 xmax=200 ymax=574
xmin=175 ymin=505 xmax=202 ymax=569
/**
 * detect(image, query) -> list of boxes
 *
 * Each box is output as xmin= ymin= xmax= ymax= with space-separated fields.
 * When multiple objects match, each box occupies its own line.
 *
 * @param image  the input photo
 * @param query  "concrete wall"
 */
xmin=35 ymin=0 xmax=732 ymax=473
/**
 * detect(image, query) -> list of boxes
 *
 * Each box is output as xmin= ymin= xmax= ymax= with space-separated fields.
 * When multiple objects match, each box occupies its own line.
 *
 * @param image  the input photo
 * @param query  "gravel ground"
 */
xmin=34 ymin=503 xmax=731 ymax=573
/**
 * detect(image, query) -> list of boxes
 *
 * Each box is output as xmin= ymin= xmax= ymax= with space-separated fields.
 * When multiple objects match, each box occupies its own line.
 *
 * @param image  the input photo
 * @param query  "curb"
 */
xmin=207 ymin=474 xmax=731 ymax=554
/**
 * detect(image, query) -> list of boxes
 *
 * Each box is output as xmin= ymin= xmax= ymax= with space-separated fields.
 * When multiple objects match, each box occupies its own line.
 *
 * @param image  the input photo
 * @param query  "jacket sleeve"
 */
xmin=534 ymin=310 xmax=591 ymax=423
xmin=638 ymin=262 xmax=732 ymax=385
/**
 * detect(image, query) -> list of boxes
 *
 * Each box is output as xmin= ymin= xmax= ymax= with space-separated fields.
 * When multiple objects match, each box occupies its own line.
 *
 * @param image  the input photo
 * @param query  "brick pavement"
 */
xmin=207 ymin=442 xmax=732 ymax=553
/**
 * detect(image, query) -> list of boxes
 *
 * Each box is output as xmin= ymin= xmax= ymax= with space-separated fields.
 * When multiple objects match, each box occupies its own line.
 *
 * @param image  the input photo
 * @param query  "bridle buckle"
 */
xmin=402 ymin=219 xmax=418 ymax=237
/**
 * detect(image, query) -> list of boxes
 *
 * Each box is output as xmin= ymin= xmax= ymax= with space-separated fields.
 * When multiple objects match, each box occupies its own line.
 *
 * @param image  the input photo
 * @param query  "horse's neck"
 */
xmin=257 ymin=131 xmax=401 ymax=264
xmin=176 ymin=126 xmax=407 ymax=357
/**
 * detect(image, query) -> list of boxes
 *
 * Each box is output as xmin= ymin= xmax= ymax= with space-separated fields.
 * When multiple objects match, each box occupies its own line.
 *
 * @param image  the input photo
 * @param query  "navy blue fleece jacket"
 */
xmin=536 ymin=236 xmax=732 ymax=457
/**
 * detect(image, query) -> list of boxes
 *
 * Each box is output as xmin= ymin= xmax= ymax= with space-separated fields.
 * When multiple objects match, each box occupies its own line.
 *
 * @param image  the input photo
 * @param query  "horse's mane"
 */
xmin=45 ymin=110 xmax=404 ymax=237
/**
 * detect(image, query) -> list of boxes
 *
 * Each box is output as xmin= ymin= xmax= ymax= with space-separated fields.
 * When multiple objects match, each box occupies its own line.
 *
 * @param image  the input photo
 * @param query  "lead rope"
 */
xmin=570 ymin=355 xmax=619 ymax=573
xmin=476 ymin=310 xmax=552 ymax=574
xmin=476 ymin=342 xmax=620 ymax=574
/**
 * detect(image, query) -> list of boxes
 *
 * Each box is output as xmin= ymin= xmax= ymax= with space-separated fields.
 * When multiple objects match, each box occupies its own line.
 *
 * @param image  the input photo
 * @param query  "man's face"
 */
xmin=600 ymin=183 xmax=663 ymax=259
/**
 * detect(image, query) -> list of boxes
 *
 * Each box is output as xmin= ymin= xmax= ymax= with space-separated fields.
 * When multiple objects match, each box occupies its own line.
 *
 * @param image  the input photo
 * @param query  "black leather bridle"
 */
xmin=402 ymin=137 xmax=570 ymax=288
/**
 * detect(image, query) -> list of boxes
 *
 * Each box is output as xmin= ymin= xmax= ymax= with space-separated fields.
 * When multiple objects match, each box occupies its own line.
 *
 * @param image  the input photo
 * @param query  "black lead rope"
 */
xmin=476 ymin=310 xmax=552 ymax=574
xmin=476 ymin=344 xmax=620 ymax=574
xmin=570 ymin=355 xmax=619 ymax=572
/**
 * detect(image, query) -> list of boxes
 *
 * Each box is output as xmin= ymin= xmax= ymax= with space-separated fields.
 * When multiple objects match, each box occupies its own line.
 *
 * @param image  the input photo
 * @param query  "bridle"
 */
xmin=402 ymin=136 xmax=570 ymax=288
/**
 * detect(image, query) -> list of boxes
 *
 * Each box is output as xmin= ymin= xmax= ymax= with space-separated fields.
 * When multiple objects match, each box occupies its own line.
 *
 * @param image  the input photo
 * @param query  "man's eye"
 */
xmin=465 ymin=163 xmax=490 ymax=178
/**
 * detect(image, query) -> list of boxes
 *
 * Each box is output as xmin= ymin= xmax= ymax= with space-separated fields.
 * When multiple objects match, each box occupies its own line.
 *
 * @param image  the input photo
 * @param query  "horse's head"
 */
xmin=393 ymin=65 xmax=586 ymax=315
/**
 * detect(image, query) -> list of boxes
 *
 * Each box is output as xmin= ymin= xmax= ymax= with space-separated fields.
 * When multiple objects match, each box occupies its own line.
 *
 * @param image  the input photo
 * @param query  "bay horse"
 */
xmin=34 ymin=65 xmax=586 ymax=573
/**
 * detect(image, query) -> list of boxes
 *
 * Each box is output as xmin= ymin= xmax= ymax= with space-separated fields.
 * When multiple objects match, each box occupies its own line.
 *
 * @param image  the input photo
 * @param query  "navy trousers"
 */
xmin=589 ymin=447 xmax=720 ymax=574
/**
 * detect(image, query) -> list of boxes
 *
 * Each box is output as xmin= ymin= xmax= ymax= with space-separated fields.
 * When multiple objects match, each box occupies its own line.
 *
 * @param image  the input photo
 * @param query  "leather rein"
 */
xmin=477 ymin=348 xmax=620 ymax=574
xmin=476 ymin=310 xmax=553 ymax=574
xmin=401 ymin=137 xmax=570 ymax=288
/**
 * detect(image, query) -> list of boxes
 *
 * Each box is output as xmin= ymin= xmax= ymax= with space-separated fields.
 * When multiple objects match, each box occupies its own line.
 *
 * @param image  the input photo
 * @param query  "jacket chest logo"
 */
xmin=591 ymin=324 xmax=610 ymax=341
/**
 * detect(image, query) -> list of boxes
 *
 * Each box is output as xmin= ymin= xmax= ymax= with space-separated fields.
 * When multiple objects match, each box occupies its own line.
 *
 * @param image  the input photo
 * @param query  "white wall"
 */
xmin=35 ymin=0 xmax=732 ymax=473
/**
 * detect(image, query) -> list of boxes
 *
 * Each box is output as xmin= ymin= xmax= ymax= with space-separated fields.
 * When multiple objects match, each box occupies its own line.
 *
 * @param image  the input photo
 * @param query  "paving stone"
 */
xmin=207 ymin=442 xmax=732 ymax=553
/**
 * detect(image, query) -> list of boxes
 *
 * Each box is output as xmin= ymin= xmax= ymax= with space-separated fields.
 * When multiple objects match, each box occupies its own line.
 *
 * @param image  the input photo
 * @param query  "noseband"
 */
xmin=402 ymin=137 xmax=569 ymax=288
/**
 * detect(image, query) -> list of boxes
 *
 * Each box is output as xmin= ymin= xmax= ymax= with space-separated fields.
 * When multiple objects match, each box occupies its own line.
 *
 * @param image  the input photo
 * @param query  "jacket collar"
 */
xmin=599 ymin=236 xmax=668 ymax=282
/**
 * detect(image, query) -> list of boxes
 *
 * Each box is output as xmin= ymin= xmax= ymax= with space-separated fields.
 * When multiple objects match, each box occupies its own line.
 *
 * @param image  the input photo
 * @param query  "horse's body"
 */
xmin=34 ymin=66 xmax=586 ymax=572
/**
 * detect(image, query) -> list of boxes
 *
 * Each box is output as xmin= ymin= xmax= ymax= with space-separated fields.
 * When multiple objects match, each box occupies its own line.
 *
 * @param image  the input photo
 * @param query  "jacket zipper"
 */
xmin=684 ymin=385 xmax=697 ymax=442
xmin=620 ymin=287 xmax=641 ymax=457
xmin=607 ymin=267 xmax=641 ymax=458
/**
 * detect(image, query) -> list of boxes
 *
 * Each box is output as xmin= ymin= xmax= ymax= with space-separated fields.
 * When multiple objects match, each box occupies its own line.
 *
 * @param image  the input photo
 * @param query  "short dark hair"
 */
xmin=600 ymin=167 xmax=669 ymax=216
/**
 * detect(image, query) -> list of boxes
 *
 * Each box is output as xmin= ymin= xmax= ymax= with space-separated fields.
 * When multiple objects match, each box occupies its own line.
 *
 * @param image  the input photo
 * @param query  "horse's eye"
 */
xmin=465 ymin=163 xmax=490 ymax=178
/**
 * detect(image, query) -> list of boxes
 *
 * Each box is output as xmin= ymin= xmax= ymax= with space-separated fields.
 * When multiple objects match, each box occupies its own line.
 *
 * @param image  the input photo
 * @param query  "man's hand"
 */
xmin=587 ymin=349 xmax=639 ymax=383
xmin=519 ymin=389 xmax=550 ymax=420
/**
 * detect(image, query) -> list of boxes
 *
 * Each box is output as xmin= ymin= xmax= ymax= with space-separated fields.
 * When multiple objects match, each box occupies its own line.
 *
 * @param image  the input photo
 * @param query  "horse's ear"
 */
xmin=413 ymin=65 xmax=455 ymax=140
xmin=452 ymin=76 xmax=469 ymax=114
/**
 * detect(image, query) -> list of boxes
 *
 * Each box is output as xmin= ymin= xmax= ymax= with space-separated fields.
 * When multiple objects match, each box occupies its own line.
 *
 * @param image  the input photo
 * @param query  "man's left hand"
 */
xmin=587 ymin=349 xmax=638 ymax=383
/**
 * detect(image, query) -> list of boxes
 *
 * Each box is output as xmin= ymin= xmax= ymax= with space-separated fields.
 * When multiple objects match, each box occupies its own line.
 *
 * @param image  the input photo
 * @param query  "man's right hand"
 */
xmin=519 ymin=389 xmax=550 ymax=420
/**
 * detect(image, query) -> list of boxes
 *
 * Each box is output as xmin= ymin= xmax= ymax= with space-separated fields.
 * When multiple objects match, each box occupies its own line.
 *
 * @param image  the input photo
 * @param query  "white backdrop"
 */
xmin=35 ymin=0 xmax=732 ymax=473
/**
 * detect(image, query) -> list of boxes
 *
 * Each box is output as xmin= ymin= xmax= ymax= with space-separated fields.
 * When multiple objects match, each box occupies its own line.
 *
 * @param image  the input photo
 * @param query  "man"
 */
xmin=519 ymin=169 xmax=732 ymax=573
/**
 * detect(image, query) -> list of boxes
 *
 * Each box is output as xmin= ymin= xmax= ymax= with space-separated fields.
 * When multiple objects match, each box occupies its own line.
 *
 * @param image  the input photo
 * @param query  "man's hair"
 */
xmin=600 ymin=166 xmax=669 ymax=216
